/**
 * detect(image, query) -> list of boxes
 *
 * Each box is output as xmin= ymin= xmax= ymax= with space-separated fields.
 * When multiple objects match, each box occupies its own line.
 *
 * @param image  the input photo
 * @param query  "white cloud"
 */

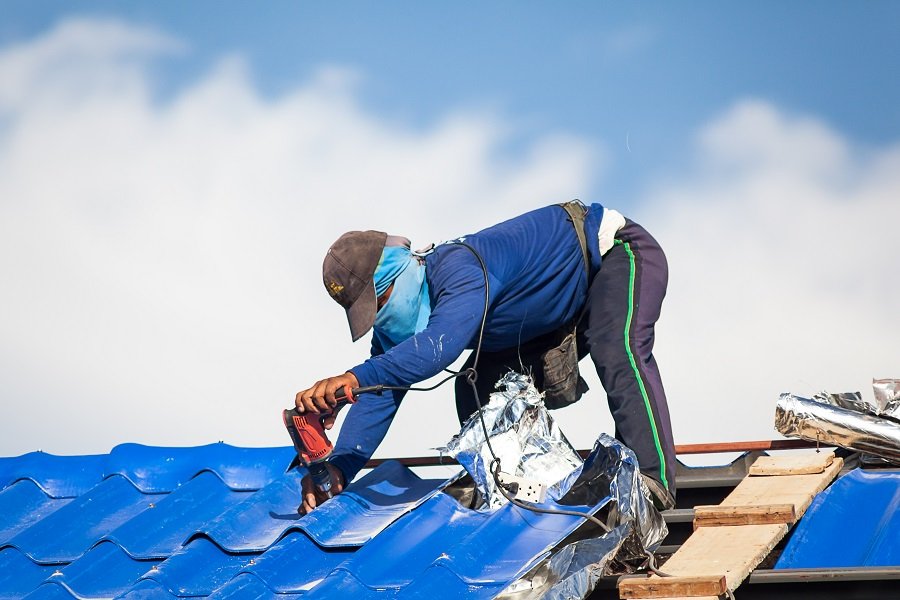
xmin=0 ymin=19 xmax=599 ymax=456
xmin=636 ymin=100 xmax=900 ymax=449
xmin=0 ymin=18 xmax=183 ymax=112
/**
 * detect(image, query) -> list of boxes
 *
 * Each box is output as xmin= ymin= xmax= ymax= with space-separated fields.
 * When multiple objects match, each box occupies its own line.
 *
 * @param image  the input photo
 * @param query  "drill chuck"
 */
xmin=308 ymin=461 xmax=333 ymax=497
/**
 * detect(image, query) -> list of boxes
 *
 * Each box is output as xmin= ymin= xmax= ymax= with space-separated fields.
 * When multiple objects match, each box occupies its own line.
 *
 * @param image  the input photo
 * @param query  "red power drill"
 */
xmin=283 ymin=385 xmax=382 ymax=498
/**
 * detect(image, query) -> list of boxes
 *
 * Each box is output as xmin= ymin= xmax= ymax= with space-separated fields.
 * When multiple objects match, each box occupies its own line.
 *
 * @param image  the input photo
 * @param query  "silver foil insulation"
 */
xmin=439 ymin=371 xmax=583 ymax=509
xmin=496 ymin=433 xmax=668 ymax=599
xmin=811 ymin=379 xmax=900 ymax=420
xmin=775 ymin=393 xmax=900 ymax=462
xmin=873 ymin=378 xmax=900 ymax=419
xmin=441 ymin=372 xmax=667 ymax=599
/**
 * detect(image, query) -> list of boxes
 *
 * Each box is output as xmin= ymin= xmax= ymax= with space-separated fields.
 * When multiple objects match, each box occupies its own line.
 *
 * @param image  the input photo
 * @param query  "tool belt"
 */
xmin=541 ymin=201 xmax=591 ymax=409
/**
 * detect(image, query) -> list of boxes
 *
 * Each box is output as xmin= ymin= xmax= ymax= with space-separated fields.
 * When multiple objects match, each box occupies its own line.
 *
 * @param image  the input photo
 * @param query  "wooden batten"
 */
xmin=693 ymin=503 xmax=796 ymax=529
xmin=748 ymin=450 xmax=835 ymax=476
xmin=618 ymin=575 xmax=726 ymax=599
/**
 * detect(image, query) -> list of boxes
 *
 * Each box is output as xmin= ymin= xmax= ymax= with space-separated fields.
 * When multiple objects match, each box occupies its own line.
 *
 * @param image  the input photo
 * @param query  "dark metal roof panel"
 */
xmin=776 ymin=468 xmax=900 ymax=569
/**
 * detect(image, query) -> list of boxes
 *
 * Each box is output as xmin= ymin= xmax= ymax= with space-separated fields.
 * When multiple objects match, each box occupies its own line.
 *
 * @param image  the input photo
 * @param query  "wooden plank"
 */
xmin=719 ymin=457 xmax=843 ymax=519
xmin=616 ymin=454 xmax=844 ymax=598
xmin=748 ymin=451 xmax=834 ymax=475
xmin=693 ymin=503 xmax=796 ymax=529
xmin=618 ymin=575 xmax=726 ymax=598
xmin=652 ymin=523 xmax=788 ymax=592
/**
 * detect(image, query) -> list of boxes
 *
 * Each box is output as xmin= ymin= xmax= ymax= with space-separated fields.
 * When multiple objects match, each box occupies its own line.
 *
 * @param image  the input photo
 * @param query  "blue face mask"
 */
xmin=372 ymin=247 xmax=431 ymax=350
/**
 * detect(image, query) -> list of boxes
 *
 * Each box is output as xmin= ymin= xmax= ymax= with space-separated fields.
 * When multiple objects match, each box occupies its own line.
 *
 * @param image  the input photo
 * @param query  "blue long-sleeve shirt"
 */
xmin=329 ymin=202 xmax=606 ymax=482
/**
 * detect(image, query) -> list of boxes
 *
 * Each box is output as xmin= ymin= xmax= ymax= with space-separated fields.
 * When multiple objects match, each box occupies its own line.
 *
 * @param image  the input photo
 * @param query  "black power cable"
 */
xmin=351 ymin=242 xmax=645 ymax=535
xmin=448 ymin=242 xmax=611 ymax=534
xmin=417 ymin=244 xmax=715 ymax=595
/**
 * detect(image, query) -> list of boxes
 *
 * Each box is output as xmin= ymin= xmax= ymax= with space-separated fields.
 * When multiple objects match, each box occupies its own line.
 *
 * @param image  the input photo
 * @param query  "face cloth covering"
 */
xmin=372 ymin=244 xmax=431 ymax=349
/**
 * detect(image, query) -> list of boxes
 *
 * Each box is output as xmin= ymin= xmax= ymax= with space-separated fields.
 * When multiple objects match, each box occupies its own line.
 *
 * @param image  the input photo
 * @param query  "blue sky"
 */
xmin=6 ymin=2 xmax=898 ymax=201
xmin=1 ymin=3 xmax=899 ymax=461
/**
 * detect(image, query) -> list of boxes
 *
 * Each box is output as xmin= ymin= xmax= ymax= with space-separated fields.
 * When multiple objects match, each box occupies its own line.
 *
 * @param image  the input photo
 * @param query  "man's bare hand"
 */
xmin=295 ymin=372 xmax=360 ymax=426
xmin=299 ymin=462 xmax=345 ymax=515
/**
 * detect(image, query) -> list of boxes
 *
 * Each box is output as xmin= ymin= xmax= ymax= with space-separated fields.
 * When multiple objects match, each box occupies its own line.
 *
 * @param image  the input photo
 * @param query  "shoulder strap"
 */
xmin=558 ymin=200 xmax=590 ymax=281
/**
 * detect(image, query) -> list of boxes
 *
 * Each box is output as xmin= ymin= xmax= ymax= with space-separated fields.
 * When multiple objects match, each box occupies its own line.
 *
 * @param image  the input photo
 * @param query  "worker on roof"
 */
xmin=295 ymin=201 xmax=676 ymax=514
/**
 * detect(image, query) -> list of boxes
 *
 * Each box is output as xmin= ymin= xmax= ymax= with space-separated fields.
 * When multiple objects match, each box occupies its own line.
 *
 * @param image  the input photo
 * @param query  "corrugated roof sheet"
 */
xmin=0 ymin=443 xmax=613 ymax=599
xmin=776 ymin=467 xmax=900 ymax=569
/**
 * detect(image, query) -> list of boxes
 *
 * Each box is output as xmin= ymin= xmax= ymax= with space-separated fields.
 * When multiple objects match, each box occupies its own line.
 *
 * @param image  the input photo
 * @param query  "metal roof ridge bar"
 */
xmin=749 ymin=566 xmax=900 ymax=583
xmin=364 ymin=439 xmax=831 ymax=468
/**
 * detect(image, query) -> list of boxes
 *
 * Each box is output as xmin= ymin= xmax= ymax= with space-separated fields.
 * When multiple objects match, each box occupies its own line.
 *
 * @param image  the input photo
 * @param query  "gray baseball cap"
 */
xmin=322 ymin=230 xmax=388 ymax=341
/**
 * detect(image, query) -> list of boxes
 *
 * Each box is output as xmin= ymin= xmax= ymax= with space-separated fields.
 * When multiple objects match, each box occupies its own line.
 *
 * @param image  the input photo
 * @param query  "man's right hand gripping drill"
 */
xmin=291 ymin=372 xmax=359 ymax=514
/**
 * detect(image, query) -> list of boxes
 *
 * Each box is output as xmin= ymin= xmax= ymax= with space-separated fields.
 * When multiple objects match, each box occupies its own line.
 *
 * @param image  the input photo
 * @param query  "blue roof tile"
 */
xmin=4 ymin=475 xmax=162 ymax=563
xmin=116 ymin=578 xmax=180 ymax=599
xmin=102 ymin=471 xmax=251 ymax=559
xmin=105 ymin=443 xmax=294 ymax=493
xmin=0 ymin=548 xmax=58 ymax=600
xmin=193 ymin=469 xmax=306 ymax=553
xmin=295 ymin=460 xmax=446 ymax=547
xmin=309 ymin=492 xmax=462 ymax=592
xmin=22 ymin=582 xmax=78 ymax=600
xmin=293 ymin=569 xmax=387 ymax=599
xmin=134 ymin=537 xmax=256 ymax=597
xmin=301 ymin=489 xmax=609 ymax=599
xmin=207 ymin=571 xmax=302 ymax=600
xmin=0 ymin=441 xmax=745 ymax=599
xmin=398 ymin=562 xmax=505 ymax=599
xmin=51 ymin=541 xmax=160 ymax=598
xmin=0 ymin=480 xmax=72 ymax=545
xmin=240 ymin=531 xmax=354 ymax=594
xmin=0 ymin=452 xmax=105 ymax=498
xmin=776 ymin=468 xmax=900 ymax=569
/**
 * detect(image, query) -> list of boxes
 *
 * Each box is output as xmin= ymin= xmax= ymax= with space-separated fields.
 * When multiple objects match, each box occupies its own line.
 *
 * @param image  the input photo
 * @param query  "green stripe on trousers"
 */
xmin=615 ymin=238 xmax=668 ymax=489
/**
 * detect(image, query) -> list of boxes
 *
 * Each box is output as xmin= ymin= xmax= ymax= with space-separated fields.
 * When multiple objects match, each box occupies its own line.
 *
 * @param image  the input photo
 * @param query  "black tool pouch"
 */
xmin=541 ymin=200 xmax=591 ymax=410
xmin=541 ymin=329 xmax=590 ymax=409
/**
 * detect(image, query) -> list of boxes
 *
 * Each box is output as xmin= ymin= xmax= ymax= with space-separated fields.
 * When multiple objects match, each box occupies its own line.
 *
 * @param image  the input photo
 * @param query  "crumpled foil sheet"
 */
xmin=776 ymin=393 xmax=900 ymax=462
xmin=441 ymin=371 xmax=667 ymax=600
xmin=812 ymin=391 xmax=871 ymax=414
xmin=873 ymin=379 xmax=900 ymax=420
xmin=496 ymin=433 xmax=668 ymax=600
xmin=810 ymin=380 xmax=900 ymax=422
xmin=439 ymin=371 xmax=583 ymax=509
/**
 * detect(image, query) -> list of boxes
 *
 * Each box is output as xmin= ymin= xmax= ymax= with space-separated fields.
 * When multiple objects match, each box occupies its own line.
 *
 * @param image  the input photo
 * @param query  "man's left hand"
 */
xmin=298 ymin=462 xmax=346 ymax=515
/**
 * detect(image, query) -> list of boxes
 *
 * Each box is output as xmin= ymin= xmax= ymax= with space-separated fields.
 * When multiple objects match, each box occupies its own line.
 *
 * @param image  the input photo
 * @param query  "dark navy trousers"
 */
xmin=455 ymin=219 xmax=676 ymax=496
